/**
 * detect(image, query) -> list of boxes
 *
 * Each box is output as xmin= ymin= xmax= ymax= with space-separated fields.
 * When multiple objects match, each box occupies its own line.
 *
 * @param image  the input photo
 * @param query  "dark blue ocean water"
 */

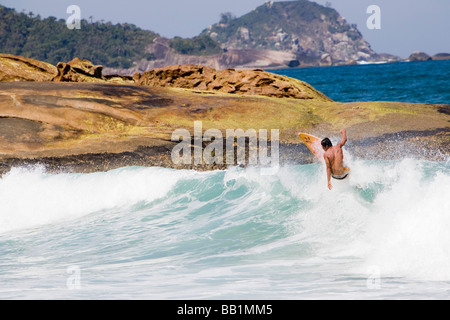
xmin=272 ymin=60 xmax=450 ymax=104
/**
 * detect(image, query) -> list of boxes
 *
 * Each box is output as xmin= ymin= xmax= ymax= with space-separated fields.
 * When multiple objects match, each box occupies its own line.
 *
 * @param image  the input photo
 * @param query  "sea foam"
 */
xmin=0 ymin=166 xmax=188 ymax=234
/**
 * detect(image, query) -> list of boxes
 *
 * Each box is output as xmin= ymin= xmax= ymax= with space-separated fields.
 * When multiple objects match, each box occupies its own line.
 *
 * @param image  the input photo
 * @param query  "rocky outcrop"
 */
xmin=51 ymin=57 xmax=134 ymax=84
xmin=409 ymin=52 xmax=450 ymax=62
xmin=0 ymin=55 xmax=134 ymax=84
xmin=133 ymin=64 xmax=332 ymax=101
xmin=409 ymin=51 xmax=432 ymax=62
xmin=0 ymin=54 xmax=331 ymax=100
xmin=52 ymin=58 xmax=134 ymax=84
xmin=432 ymin=53 xmax=450 ymax=60
xmin=0 ymin=53 xmax=57 ymax=81
xmin=53 ymin=57 xmax=105 ymax=83
xmin=0 ymin=54 xmax=330 ymax=100
xmin=202 ymin=1 xmax=376 ymax=64
xmin=0 ymin=82 xmax=448 ymax=176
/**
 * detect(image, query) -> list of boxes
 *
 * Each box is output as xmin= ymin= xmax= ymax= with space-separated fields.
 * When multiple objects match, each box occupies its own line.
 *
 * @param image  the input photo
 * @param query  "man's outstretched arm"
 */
xmin=324 ymin=155 xmax=333 ymax=190
xmin=338 ymin=129 xmax=347 ymax=148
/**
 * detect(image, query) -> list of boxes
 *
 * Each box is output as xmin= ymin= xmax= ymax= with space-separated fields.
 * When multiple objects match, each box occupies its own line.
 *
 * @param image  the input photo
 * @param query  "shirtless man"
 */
xmin=322 ymin=129 xmax=349 ymax=190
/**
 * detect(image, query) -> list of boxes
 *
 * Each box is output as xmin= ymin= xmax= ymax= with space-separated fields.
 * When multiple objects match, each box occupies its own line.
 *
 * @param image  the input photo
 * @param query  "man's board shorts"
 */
xmin=332 ymin=167 xmax=351 ymax=180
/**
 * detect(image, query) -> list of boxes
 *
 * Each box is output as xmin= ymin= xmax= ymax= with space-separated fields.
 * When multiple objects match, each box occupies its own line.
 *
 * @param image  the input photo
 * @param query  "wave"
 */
xmin=0 ymin=166 xmax=191 ymax=234
xmin=1 ymin=157 xmax=449 ymax=286
xmin=291 ymin=158 xmax=450 ymax=281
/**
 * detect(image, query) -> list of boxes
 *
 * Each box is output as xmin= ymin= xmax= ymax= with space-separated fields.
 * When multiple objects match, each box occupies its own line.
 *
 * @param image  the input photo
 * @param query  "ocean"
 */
xmin=272 ymin=59 xmax=450 ymax=104
xmin=0 ymin=61 xmax=449 ymax=300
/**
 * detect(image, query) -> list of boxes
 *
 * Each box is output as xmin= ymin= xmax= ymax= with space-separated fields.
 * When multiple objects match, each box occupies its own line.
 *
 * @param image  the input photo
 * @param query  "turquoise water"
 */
xmin=0 ymin=158 xmax=449 ymax=299
xmin=272 ymin=60 xmax=450 ymax=104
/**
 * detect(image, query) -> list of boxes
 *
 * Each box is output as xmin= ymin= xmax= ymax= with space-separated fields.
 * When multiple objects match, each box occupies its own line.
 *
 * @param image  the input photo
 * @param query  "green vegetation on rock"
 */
xmin=169 ymin=35 xmax=222 ymax=56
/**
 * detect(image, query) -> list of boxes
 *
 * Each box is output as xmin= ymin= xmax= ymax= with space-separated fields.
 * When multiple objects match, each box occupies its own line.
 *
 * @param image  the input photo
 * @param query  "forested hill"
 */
xmin=0 ymin=5 xmax=158 ymax=69
xmin=202 ymin=0 xmax=375 ymax=63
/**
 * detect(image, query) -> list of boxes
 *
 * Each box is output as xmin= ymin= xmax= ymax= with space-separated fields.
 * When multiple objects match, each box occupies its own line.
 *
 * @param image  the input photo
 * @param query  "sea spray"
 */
xmin=361 ymin=160 xmax=450 ymax=281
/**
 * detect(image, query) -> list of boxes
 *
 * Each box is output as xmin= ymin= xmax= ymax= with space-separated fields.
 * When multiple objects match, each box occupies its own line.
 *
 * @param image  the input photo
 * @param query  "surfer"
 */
xmin=322 ymin=129 xmax=349 ymax=190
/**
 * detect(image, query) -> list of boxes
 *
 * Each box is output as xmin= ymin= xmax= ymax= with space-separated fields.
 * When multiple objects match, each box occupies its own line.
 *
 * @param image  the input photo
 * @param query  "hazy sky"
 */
xmin=1 ymin=0 xmax=449 ymax=57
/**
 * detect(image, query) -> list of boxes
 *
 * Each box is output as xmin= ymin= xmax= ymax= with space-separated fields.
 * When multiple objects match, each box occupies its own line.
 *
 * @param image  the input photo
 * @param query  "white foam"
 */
xmin=362 ymin=160 xmax=450 ymax=280
xmin=0 ymin=166 xmax=186 ymax=234
xmin=286 ymin=158 xmax=450 ymax=281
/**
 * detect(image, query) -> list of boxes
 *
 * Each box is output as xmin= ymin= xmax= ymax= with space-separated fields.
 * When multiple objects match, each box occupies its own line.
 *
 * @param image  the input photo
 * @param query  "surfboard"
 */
xmin=299 ymin=133 xmax=324 ymax=160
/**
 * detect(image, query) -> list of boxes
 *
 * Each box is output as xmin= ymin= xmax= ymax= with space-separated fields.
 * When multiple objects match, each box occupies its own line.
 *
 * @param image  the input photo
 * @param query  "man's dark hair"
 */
xmin=321 ymin=138 xmax=332 ymax=148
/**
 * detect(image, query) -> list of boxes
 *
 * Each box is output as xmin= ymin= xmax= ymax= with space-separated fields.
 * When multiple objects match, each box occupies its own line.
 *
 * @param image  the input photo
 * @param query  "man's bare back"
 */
xmin=321 ymin=129 xmax=348 ymax=190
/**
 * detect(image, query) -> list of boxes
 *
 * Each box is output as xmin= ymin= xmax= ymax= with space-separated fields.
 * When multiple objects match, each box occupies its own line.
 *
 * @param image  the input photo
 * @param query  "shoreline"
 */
xmin=1 ymin=131 xmax=448 ymax=178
